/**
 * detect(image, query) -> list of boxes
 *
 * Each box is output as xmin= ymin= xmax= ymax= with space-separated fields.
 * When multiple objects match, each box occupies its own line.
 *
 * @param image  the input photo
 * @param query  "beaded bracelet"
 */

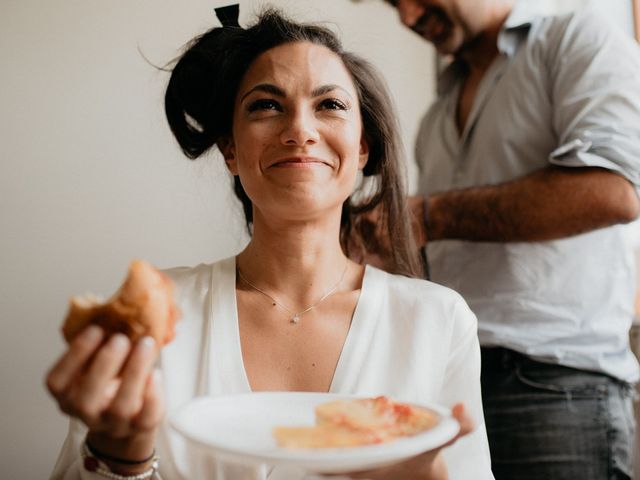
xmin=81 ymin=442 xmax=159 ymax=480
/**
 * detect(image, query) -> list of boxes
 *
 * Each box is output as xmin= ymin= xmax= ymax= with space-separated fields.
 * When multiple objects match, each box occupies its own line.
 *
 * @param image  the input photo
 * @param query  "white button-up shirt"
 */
xmin=417 ymin=2 xmax=640 ymax=382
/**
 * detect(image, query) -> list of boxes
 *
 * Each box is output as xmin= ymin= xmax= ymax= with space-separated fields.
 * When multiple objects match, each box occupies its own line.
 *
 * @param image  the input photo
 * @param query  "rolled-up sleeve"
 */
xmin=549 ymin=9 xmax=640 ymax=191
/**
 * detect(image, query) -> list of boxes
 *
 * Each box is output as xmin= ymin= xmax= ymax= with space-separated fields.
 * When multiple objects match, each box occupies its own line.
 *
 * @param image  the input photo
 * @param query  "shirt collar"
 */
xmin=498 ymin=1 xmax=538 ymax=57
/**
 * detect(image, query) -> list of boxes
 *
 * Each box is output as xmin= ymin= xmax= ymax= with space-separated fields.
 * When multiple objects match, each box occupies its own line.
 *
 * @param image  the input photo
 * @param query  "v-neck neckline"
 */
xmin=451 ymin=54 xmax=508 ymax=144
xmin=207 ymin=257 xmax=384 ymax=396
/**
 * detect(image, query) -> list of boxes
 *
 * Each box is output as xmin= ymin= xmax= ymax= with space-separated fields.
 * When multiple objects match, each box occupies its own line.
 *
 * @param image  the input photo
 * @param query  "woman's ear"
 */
xmin=358 ymin=136 xmax=370 ymax=169
xmin=218 ymin=137 xmax=238 ymax=175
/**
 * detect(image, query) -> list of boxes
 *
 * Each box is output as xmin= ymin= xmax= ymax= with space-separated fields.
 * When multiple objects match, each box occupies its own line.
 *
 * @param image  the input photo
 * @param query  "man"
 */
xmin=372 ymin=0 xmax=640 ymax=478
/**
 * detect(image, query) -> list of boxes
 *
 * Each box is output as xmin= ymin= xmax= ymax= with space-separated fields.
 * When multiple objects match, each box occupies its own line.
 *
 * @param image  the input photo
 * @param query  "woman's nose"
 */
xmin=280 ymin=109 xmax=319 ymax=146
xmin=396 ymin=0 xmax=425 ymax=28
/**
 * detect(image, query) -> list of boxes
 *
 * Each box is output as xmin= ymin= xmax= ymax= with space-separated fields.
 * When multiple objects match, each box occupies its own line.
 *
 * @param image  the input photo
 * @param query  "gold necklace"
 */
xmin=236 ymin=262 xmax=349 ymax=324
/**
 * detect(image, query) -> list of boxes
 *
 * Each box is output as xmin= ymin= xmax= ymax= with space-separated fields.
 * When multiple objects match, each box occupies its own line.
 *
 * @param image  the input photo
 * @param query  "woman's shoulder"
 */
xmin=162 ymin=255 xmax=234 ymax=287
xmin=161 ymin=256 xmax=236 ymax=310
xmin=371 ymin=265 xmax=467 ymax=307
xmin=363 ymin=267 xmax=478 ymax=366
xmin=367 ymin=265 xmax=477 ymax=332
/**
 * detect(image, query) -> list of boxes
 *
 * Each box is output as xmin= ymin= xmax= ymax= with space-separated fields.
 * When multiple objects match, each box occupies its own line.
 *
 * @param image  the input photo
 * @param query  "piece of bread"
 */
xmin=273 ymin=424 xmax=388 ymax=448
xmin=62 ymin=260 xmax=180 ymax=346
xmin=273 ymin=396 xmax=439 ymax=449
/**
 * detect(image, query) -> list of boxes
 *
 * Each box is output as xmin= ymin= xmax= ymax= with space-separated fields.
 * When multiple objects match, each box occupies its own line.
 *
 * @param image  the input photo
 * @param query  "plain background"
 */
xmin=0 ymin=0 xmax=635 ymax=478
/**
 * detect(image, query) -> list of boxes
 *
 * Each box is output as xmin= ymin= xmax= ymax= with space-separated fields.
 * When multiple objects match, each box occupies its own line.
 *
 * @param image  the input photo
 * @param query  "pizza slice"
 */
xmin=273 ymin=396 xmax=438 ymax=448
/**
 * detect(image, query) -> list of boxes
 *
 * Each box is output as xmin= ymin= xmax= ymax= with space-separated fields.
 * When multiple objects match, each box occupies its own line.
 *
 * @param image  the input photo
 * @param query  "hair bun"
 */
xmin=165 ymin=27 xmax=241 ymax=159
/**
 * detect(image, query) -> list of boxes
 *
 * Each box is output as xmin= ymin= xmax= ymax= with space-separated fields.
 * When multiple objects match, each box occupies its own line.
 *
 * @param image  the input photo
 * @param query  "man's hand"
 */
xmin=408 ymin=195 xmax=428 ymax=247
xmin=350 ymin=196 xmax=428 ymax=270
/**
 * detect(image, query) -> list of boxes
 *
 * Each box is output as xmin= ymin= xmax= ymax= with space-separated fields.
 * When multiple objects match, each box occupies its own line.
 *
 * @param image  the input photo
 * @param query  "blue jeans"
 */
xmin=481 ymin=347 xmax=635 ymax=480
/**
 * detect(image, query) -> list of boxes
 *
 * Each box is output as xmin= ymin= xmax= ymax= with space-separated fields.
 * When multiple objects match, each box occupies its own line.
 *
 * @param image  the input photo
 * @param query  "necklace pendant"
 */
xmin=291 ymin=314 xmax=300 ymax=324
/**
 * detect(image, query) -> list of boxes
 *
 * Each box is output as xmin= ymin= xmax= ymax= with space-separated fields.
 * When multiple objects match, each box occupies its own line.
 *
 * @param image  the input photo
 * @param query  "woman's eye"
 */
xmin=318 ymin=98 xmax=348 ymax=111
xmin=247 ymin=99 xmax=282 ymax=113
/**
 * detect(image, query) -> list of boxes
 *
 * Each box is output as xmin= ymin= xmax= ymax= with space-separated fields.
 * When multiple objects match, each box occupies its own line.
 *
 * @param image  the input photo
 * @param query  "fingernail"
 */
xmin=139 ymin=336 xmax=155 ymax=350
xmin=109 ymin=333 xmax=129 ymax=351
xmin=82 ymin=325 xmax=103 ymax=342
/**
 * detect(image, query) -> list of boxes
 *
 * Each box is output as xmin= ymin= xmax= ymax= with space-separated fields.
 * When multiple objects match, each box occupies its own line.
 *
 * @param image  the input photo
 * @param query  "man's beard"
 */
xmin=411 ymin=7 xmax=453 ymax=47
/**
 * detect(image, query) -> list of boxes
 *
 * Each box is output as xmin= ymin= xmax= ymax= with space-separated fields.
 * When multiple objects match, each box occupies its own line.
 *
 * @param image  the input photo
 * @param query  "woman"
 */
xmin=47 ymin=7 xmax=493 ymax=480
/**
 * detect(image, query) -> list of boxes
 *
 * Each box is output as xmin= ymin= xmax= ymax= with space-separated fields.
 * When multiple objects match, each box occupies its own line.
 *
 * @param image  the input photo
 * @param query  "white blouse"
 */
xmin=50 ymin=257 xmax=494 ymax=480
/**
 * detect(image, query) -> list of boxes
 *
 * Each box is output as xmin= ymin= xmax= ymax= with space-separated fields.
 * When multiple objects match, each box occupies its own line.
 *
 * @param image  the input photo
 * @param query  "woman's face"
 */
xmin=223 ymin=41 xmax=369 ymax=224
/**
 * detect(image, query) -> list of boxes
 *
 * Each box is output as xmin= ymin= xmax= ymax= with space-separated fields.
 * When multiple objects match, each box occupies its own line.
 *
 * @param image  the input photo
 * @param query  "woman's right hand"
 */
xmin=45 ymin=325 xmax=164 ymax=475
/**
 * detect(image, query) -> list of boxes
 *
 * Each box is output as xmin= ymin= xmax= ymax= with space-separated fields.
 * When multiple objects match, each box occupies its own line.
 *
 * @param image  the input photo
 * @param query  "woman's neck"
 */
xmin=236 ymin=212 xmax=352 ymax=306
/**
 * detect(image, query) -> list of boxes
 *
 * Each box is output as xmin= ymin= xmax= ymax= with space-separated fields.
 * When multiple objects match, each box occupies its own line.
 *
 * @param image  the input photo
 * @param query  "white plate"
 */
xmin=170 ymin=392 xmax=459 ymax=474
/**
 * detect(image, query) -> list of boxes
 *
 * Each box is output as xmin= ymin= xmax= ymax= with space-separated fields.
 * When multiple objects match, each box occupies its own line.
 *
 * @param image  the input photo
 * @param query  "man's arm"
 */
xmin=419 ymin=165 xmax=640 ymax=244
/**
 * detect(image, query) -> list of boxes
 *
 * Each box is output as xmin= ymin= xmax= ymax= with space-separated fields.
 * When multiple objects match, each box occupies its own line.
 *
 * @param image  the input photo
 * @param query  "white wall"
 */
xmin=0 ymin=1 xmax=435 ymax=477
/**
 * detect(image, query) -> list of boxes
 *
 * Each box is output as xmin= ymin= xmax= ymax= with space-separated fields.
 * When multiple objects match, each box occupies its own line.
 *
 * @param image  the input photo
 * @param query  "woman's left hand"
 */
xmin=325 ymin=403 xmax=474 ymax=480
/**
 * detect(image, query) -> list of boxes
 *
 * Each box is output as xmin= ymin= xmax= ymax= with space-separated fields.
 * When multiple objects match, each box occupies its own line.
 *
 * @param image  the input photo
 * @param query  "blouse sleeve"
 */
xmin=439 ymin=297 xmax=494 ymax=480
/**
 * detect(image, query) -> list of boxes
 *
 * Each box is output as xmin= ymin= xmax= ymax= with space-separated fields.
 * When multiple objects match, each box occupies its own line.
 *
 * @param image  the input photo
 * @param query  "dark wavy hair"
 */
xmin=165 ymin=8 xmax=423 ymax=278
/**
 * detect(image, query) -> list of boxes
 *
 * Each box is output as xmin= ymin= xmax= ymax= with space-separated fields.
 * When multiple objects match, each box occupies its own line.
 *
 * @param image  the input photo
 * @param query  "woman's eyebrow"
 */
xmin=240 ymin=83 xmax=354 ymax=102
xmin=312 ymin=84 xmax=353 ymax=100
xmin=240 ymin=83 xmax=285 ymax=103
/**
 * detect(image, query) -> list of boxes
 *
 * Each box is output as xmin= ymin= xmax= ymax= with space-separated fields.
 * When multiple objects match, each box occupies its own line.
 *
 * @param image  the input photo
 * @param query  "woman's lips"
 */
xmin=271 ymin=157 xmax=330 ymax=168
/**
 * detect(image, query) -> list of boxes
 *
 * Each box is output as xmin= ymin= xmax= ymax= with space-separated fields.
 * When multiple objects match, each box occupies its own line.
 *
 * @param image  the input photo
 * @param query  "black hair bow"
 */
xmin=214 ymin=4 xmax=240 ymax=28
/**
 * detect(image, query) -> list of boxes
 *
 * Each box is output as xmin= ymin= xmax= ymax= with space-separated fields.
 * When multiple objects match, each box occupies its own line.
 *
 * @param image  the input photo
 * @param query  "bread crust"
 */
xmin=62 ymin=260 xmax=180 ymax=346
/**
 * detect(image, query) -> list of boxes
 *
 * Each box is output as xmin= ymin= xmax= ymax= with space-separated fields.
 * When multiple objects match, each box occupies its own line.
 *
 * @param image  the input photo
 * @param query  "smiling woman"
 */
xmin=46 ymin=7 xmax=494 ymax=480
xmin=164 ymin=8 xmax=422 ymax=276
